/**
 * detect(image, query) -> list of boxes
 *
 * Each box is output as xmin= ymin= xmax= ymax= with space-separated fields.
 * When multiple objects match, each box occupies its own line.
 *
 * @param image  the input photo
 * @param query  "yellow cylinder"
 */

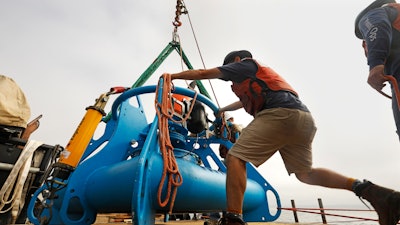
xmin=59 ymin=107 xmax=104 ymax=168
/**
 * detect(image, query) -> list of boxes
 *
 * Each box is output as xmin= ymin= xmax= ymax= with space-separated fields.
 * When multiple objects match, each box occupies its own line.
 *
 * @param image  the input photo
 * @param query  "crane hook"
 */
xmin=172 ymin=0 xmax=187 ymax=28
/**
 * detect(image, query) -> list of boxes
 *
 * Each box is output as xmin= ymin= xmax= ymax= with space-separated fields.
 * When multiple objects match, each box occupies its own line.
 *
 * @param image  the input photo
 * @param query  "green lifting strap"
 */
xmin=132 ymin=41 xmax=211 ymax=98
xmin=103 ymin=41 xmax=211 ymax=122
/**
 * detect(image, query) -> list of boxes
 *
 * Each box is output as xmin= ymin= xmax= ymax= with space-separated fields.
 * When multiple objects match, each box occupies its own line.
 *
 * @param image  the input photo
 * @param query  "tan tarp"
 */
xmin=0 ymin=75 xmax=31 ymax=128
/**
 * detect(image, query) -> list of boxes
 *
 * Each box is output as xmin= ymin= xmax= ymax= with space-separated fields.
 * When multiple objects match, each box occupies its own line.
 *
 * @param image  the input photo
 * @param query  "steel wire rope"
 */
xmin=177 ymin=0 xmax=222 ymax=109
xmin=177 ymin=0 xmax=231 ymax=139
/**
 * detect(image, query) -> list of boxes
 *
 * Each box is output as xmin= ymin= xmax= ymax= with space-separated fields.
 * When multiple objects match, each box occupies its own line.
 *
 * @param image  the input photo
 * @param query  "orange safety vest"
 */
xmin=231 ymin=60 xmax=298 ymax=116
xmin=387 ymin=3 xmax=400 ymax=31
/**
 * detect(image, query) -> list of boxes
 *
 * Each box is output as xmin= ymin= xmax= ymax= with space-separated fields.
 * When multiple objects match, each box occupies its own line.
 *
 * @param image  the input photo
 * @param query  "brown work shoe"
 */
xmin=218 ymin=213 xmax=247 ymax=225
xmin=354 ymin=180 xmax=400 ymax=225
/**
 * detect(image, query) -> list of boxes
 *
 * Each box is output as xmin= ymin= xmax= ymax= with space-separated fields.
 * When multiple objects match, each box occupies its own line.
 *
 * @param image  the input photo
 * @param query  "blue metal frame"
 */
xmin=27 ymin=84 xmax=281 ymax=225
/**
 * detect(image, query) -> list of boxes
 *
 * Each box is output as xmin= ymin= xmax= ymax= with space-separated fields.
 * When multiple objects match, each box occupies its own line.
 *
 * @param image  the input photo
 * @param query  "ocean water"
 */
xmin=274 ymin=208 xmax=380 ymax=225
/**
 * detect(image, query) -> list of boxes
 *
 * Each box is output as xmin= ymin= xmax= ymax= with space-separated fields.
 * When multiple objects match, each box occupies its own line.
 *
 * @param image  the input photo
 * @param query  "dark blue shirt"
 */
xmin=358 ymin=5 xmax=400 ymax=78
xmin=217 ymin=59 xmax=309 ymax=112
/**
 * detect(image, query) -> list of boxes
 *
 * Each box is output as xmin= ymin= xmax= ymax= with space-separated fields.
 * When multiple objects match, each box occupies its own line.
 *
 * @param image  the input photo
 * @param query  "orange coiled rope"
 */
xmin=155 ymin=74 xmax=198 ymax=214
xmin=379 ymin=75 xmax=400 ymax=111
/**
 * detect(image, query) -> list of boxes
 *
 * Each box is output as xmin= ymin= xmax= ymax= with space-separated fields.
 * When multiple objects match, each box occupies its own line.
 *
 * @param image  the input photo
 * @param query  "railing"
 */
xmin=279 ymin=198 xmax=400 ymax=224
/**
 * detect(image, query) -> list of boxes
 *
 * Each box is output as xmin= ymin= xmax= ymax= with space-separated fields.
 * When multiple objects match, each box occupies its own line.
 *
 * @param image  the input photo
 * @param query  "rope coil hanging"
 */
xmin=155 ymin=73 xmax=199 ymax=214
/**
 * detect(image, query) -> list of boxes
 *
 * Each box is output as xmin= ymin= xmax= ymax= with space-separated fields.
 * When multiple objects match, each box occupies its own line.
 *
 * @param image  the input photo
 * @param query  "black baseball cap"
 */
xmin=223 ymin=50 xmax=253 ymax=65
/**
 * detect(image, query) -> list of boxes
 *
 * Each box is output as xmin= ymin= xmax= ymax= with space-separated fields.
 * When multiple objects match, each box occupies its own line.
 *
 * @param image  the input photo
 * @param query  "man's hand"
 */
xmin=368 ymin=65 xmax=387 ymax=91
xmin=215 ymin=109 xmax=224 ymax=118
xmin=162 ymin=73 xmax=171 ymax=78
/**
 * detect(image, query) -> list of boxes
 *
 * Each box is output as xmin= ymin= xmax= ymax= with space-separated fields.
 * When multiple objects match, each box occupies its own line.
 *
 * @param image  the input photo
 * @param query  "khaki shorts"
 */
xmin=228 ymin=108 xmax=317 ymax=174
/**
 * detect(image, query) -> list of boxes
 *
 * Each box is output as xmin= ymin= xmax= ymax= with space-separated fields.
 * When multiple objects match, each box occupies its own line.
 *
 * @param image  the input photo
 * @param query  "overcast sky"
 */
xmin=1 ymin=0 xmax=399 ymax=213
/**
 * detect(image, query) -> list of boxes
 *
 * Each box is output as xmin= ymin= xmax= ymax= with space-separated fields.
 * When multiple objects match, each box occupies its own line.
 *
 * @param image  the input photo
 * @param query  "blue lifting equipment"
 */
xmin=27 ymin=40 xmax=281 ymax=225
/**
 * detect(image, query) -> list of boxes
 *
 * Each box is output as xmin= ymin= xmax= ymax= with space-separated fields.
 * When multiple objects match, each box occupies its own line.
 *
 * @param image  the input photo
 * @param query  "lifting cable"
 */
xmin=153 ymin=1 xmax=231 ymax=214
xmin=172 ymin=0 xmax=221 ymax=109
xmin=155 ymin=73 xmax=198 ymax=213
xmin=172 ymin=0 xmax=186 ymax=74
xmin=172 ymin=0 xmax=229 ymax=138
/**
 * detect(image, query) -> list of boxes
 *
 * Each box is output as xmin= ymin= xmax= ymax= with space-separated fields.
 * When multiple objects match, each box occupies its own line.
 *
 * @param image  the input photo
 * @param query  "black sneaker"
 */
xmin=218 ymin=212 xmax=247 ymax=225
xmin=354 ymin=180 xmax=400 ymax=225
